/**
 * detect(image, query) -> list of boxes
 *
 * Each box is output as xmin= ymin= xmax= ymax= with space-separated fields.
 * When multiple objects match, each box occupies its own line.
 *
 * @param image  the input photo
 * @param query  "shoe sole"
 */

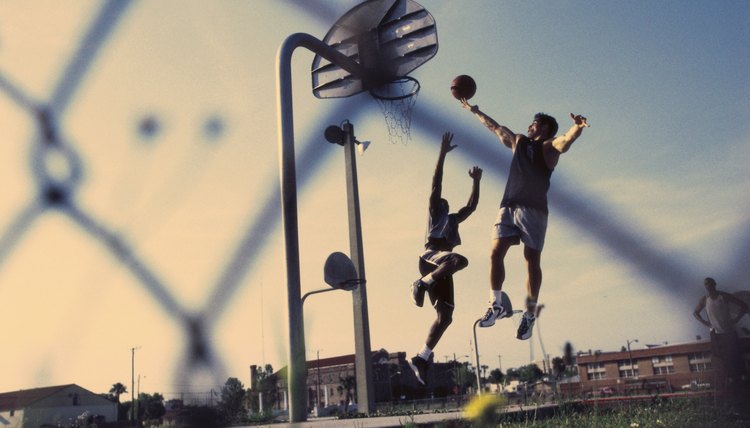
xmin=478 ymin=309 xmax=509 ymax=327
xmin=478 ymin=319 xmax=496 ymax=327
xmin=408 ymin=361 xmax=426 ymax=386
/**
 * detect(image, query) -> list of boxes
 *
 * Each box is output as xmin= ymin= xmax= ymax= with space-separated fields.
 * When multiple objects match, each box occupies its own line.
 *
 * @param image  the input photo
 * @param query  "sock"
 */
xmin=421 ymin=273 xmax=435 ymax=285
xmin=417 ymin=345 xmax=432 ymax=361
xmin=526 ymin=297 xmax=537 ymax=315
xmin=491 ymin=290 xmax=503 ymax=306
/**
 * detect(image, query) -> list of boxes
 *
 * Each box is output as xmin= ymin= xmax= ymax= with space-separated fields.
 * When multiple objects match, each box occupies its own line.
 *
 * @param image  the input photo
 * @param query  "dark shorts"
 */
xmin=418 ymin=257 xmax=455 ymax=308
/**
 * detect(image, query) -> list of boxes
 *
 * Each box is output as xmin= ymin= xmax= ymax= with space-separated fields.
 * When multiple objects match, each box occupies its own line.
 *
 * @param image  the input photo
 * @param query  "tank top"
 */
xmin=706 ymin=294 xmax=733 ymax=334
xmin=500 ymin=136 xmax=552 ymax=213
xmin=425 ymin=207 xmax=461 ymax=250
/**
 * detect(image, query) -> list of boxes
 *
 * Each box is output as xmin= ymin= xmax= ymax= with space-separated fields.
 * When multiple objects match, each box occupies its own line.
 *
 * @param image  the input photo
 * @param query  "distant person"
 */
xmin=693 ymin=277 xmax=749 ymax=385
xmin=409 ymin=132 xmax=482 ymax=385
xmin=460 ymin=98 xmax=589 ymax=340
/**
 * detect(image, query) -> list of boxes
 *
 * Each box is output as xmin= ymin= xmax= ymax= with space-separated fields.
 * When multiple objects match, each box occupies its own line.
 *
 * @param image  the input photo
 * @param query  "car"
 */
xmin=681 ymin=381 xmax=711 ymax=390
xmin=599 ymin=387 xmax=614 ymax=396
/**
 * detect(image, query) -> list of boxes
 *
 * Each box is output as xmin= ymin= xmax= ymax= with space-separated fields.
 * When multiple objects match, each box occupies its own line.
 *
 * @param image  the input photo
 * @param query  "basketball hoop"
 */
xmin=369 ymin=76 xmax=420 ymax=145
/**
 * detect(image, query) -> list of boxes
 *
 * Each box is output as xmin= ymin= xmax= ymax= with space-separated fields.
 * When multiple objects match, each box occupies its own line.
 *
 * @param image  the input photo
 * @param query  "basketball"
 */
xmin=450 ymin=74 xmax=476 ymax=100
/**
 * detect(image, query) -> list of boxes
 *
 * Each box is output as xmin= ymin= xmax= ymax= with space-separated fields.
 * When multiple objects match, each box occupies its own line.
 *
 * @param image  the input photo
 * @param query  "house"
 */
xmin=0 ymin=384 xmax=117 ymax=428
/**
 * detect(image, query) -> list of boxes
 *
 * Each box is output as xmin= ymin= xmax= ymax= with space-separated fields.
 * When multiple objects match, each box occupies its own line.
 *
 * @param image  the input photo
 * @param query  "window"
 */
xmin=688 ymin=352 xmax=712 ymax=372
xmin=587 ymin=362 xmax=606 ymax=380
xmin=617 ymin=360 xmax=639 ymax=378
xmin=652 ymin=355 xmax=675 ymax=375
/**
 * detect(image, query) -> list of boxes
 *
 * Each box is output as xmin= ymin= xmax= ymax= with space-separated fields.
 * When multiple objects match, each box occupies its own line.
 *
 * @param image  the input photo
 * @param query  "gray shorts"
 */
xmin=492 ymin=206 xmax=548 ymax=251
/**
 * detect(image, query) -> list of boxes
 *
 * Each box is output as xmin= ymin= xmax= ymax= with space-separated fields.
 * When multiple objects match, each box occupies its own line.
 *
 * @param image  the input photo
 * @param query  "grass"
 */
xmin=448 ymin=395 xmax=750 ymax=428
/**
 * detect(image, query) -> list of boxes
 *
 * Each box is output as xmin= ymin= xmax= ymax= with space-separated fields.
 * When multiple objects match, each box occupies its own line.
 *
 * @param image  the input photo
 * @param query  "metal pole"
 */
xmin=316 ymin=351 xmax=321 ymax=413
xmin=131 ymin=348 xmax=134 ymax=425
xmin=276 ymin=33 xmax=370 ymax=423
xmin=343 ymin=122 xmax=375 ymax=414
xmin=472 ymin=320 xmax=482 ymax=395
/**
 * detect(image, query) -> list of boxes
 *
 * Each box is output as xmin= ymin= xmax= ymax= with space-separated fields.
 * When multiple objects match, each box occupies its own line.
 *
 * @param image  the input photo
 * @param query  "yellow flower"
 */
xmin=464 ymin=394 xmax=506 ymax=425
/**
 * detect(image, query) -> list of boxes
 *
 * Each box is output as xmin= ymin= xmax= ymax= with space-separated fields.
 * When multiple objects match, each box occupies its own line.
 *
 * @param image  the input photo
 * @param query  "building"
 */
xmin=574 ymin=336 xmax=750 ymax=397
xmin=0 ymin=384 xmax=117 ymax=428
xmin=268 ymin=348 xmax=475 ymax=413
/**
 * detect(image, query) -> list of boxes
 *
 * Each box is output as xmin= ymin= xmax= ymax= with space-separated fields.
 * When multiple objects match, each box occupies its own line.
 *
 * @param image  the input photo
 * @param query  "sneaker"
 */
xmin=478 ymin=303 xmax=508 ymax=327
xmin=411 ymin=280 xmax=427 ymax=307
xmin=516 ymin=311 xmax=536 ymax=340
xmin=408 ymin=355 xmax=429 ymax=386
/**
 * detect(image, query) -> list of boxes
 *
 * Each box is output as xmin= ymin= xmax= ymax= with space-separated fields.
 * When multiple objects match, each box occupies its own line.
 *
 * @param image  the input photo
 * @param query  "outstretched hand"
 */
xmin=570 ymin=113 xmax=590 ymax=128
xmin=441 ymin=132 xmax=457 ymax=153
xmin=469 ymin=166 xmax=483 ymax=180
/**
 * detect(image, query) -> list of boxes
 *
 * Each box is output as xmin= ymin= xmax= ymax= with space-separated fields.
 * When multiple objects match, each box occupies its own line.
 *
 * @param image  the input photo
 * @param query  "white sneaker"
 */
xmin=478 ymin=303 xmax=508 ymax=327
xmin=516 ymin=311 xmax=536 ymax=340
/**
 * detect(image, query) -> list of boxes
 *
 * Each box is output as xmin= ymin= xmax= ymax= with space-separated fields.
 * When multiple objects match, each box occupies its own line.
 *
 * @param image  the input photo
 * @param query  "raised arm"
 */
xmin=455 ymin=166 xmax=482 ymax=223
xmin=461 ymin=99 xmax=517 ymax=149
xmin=550 ymin=113 xmax=589 ymax=153
xmin=429 ymin=132 xmax=456 ymax=211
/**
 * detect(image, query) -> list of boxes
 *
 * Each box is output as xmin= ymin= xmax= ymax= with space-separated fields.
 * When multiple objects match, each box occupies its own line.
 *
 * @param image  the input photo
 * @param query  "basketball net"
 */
xmin=370 ymin=77 xmax=420 ymax=145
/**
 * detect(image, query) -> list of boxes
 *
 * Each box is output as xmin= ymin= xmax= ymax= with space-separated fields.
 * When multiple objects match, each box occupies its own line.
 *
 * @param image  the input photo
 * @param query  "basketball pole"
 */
xmin=277 ymin=33 xmax=374 ymax=422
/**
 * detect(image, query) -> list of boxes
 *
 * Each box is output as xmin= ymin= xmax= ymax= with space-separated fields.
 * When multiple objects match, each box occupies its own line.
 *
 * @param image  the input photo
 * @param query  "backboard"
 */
xmin=323 ymin=251 xmax=360 ymax=290
xmin=311 ymin=0 xmax=438 ymax=99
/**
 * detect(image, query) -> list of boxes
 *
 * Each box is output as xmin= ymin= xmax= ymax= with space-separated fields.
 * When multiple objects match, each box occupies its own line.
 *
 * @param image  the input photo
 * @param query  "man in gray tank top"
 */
xmin=461 ymin=97 xmax=589 ymax=340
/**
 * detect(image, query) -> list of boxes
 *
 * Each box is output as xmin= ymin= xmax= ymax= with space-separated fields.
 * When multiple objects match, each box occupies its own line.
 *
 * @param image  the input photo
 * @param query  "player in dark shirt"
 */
xmin=408 ymin=132 xmax=482 ymax=385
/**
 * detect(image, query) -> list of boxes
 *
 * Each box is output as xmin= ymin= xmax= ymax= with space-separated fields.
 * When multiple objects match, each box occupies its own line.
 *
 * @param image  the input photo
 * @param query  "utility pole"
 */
xmin=130 ymin=346 xmax=140 ymax=426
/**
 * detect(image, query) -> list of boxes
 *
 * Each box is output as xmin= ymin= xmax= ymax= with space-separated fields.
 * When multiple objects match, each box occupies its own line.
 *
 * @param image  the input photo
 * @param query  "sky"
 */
xmin=1 ymin=0 xmax=749 ymax=401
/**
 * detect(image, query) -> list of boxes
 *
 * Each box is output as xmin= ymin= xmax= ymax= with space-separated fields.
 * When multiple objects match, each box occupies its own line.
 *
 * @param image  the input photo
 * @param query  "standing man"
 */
xmin=461 ymin=98 xmax=589 ymax=340
xmin=693 ymin=277 xmax=748 ymax=385
xmin=409 ymin=132 xmax=482 ymax=385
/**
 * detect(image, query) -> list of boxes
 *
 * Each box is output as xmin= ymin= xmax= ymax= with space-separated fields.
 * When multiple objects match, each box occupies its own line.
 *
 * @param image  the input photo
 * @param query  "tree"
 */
xmin=517 ymin=364 xmax=544 ymax=384
xmin=109 ymin=382 xmax=127 ymax=403
xmin=249 ymin=364 xmax=279 ymax=414
xmin=137 ymin=392 xmax=165 ymax=421
xmin=551 ymin=357 xmax=567 ymax=379
xmin=337 ymin=375 xmax=356 ymax=412
xmin=488 ymin=368 xmax=504 ymax=386
xmin=219 ymin=377 xmax=246 ymax=423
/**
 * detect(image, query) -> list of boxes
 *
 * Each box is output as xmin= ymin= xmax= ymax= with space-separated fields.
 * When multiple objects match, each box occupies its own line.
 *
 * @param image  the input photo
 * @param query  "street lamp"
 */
xmin=323 ymin=120 xmax=375 ymax=415
xmin=626 ymin=339 xmax=639 ymax=378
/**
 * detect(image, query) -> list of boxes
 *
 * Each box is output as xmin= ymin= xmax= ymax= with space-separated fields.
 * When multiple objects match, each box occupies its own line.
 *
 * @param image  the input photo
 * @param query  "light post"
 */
xmin=315 ymin=350 xmax=321 ymax=411
xmin=324 ymin=120 xmax=375 ymax=416
xmin=627 ymin=339 xmax=639 ymax=378
xmin=388 ymin=369 xmax=401 ymax=402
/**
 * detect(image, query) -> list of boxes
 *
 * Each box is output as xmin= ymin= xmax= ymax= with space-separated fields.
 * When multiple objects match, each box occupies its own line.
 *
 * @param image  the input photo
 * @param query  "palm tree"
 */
xmin=109 ymin=382 xmax=127 ymax=403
